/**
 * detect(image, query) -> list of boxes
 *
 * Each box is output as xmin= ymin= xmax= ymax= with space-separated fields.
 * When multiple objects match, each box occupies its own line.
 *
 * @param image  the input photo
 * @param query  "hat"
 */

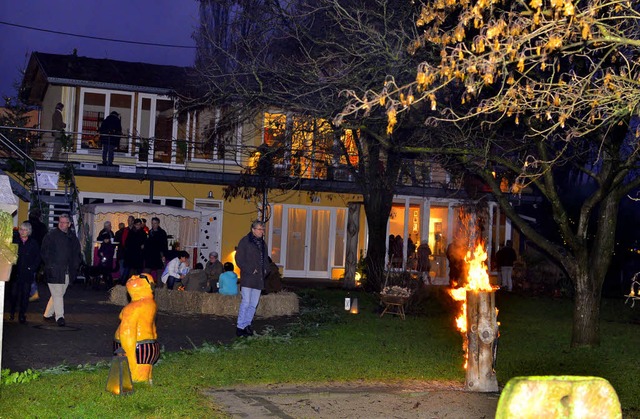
xmin=110 ymin=111 xmax=120 ymax=117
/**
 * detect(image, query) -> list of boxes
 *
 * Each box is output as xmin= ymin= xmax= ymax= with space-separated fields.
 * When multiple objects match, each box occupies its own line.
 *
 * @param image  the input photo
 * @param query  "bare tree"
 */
xmin=338 ymin=0 xmax=640 ymax=347
xmin=193 ymin=0 xmax=442 ymax=291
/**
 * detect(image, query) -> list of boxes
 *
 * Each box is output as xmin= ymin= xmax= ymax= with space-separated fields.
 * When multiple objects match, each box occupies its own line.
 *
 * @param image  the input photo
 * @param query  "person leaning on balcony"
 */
xmin=235 ymin=220 xmax=271 ymax=337
xmin=99 ymin=111 xmax=122 ymax=166
xmin=41 ymin=214 xmax=81 ymax=327
xmin=51 ymin=102 xmax=66 ymax=160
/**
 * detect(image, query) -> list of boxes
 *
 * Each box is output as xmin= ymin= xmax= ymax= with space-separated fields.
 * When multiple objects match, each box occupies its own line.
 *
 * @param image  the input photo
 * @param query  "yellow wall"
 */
xmin=73 ymin=176 xmax=360 ymax=277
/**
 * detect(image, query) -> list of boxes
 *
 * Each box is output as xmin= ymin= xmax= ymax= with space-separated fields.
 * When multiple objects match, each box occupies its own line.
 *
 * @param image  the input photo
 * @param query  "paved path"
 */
xmin=2 ymin=282 xmax=291 ymax=371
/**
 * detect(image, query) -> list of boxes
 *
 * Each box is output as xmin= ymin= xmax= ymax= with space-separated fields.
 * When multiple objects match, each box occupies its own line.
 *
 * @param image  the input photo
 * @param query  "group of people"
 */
xmin=9 ymin=211 xmax=81 ymax=327
xmin=159 ymin=250 xmax=239 ymax=295
xmin=9 ymin=213 xmax=281 ymax=338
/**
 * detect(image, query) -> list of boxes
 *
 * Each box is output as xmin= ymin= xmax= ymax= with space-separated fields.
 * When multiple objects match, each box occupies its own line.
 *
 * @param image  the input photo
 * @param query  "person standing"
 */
xmin=113 ymin=221 xmax=126 ymax=284
xmin=9 ymin=222 xmax=41 ymax=323
xmin=27 ymin=208 xmax=48 ymax=302
xmin=416 ymin=242 xmax=432 ymax=284
xmin=496 ymin=240 xmax=518 ymax=292
xmin=204 ymin=251 xmax=223 ymax=292
xmin=51 ymin=102 xmax=66 ymax=160
xmin=41 ymin=214 xmax=81 ymax=327
xmin=97 ymin=221 xmax=115 ymax=241
xmin=98 ymin=111 xmax=122 ymax=166
xmin=143 ymin=217 xmax=168 ymax=283
xmin=123 ymin=218 xmax=147 ymax=278
xmin=235 ymin=220 xmax=270 ymax=337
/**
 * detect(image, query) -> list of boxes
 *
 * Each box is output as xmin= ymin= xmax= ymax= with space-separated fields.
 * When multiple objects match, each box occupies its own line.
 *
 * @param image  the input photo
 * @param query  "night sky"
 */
xmin=0 ymin=0 xmax=199 ymax=101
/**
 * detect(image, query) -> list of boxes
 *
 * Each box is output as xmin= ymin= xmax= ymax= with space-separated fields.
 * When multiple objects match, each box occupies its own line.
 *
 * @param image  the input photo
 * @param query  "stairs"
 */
xmin=0 ymin=131 xmax=76 ymax=228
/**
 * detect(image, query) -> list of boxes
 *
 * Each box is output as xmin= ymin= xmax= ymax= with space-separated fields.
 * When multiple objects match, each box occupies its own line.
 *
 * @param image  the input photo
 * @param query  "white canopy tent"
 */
xmin=80 ymin=202 xmax=201 ymax=263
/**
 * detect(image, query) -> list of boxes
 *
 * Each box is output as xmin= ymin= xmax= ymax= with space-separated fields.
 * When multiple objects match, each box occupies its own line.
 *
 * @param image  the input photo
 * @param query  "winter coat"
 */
xmin=124 ymin=228 xmax=147 ymax=270
xmin=13 ymin=237 xmax=41 ymax=283
xmin=235 ymin=232 xmax=270 ymax=290
xmin=99 ymin=113 xmax=122 ymax=147
xmin=144 ymin=227 xmax=168 ymax=270
xmin=204 ymin=259 xmax=223 ymax=292
xmin=182 ymin=269 xmax=208 ymax=292
xmin=41 ymin=227 xmax=81 ymax=284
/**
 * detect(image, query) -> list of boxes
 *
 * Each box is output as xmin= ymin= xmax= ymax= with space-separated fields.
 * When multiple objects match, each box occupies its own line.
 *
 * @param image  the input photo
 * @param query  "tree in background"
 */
xmin=338 ymin=0 xmax=640 ymax=347
xmin=192 ymin=0 xmax=444 ymax=291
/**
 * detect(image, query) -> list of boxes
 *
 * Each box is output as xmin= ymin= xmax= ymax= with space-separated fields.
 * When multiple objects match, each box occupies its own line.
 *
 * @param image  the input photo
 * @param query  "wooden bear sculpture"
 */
xmin=114 ymin=274 xmax=160 ymax=383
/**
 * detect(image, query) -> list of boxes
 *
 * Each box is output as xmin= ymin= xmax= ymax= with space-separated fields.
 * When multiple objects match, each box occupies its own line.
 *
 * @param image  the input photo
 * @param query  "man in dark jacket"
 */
xmin=496 ymin=240 xmax=518 ymax=292
xmin=41 ymin=214 xmax=81 ymax=327
xmin=99 ymin=111 xmax=122 ymax=166
xmin=124 ymin=218 xmax=147 ymax=278
xmin=235 ymin=220 xmax=270 ymax=337
xmin=143 ymin=217 xmax=168 ymax=283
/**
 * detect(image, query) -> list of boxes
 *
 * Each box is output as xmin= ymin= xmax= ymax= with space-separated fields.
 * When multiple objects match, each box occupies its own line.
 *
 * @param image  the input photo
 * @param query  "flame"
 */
xmin=448 ymin=243 xmax=498 ymax=368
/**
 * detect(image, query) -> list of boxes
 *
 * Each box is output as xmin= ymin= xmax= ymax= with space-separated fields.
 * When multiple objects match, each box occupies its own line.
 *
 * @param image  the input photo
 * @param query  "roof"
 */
xmin=21 ymin=52 xmax=196 ymax=104
xmin=81 ymin=202 xmax=201 ymax=219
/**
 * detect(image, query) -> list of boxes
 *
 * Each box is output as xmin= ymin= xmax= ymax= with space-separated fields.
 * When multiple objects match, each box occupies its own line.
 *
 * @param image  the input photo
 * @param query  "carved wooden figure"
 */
xmin=114 ymin=274 xmax=160 ymax=383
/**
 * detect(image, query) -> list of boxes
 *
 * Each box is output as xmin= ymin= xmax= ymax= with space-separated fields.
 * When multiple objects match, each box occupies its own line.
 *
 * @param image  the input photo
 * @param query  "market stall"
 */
xmin=80 ymin=202 xmax=201 ymax=264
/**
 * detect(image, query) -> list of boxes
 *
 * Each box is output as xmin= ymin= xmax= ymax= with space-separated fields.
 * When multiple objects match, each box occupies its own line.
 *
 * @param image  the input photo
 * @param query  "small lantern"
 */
xmin=106 ymin=347 xmax=133 ymax=395
xmin=344 ymin=294 xmax=351 ymax=311
xmin=349 ymin=298 xmax=359 ymax=314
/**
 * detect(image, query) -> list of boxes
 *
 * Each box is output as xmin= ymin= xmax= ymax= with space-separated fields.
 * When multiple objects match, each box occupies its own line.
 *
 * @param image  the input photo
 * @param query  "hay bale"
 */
xmin=108 ymin=285 xmax=128 ymax=306
xmin=256 ymin=292 xmax=299 ymax=317
xmin=201 ymin=294 xmax=242 ymax=317
xmin=107 ymin=286 xmax=299 ymax=318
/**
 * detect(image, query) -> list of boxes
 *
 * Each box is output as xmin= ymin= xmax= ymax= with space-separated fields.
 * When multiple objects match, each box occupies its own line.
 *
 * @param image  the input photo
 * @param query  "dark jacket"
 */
xmin=14 ymin=236 xmax=41 ymax=283
xmin=124 ymin=228 xmax=147 ymax=269
xmin=41 ymin=227 xmax=81 ymax=284
xmin=235 ymin=232 xmax=270 ymax=290
xmin=182 ymin=269 xmax=208 ymax=292
xmin=99 ymin=113 xmax=122 ymax=147
xmin=496 ymin=246 xmax=517 ymax=268
xmin=144 ymin=227 xmax=168 ymax=269
xmin=28 ymin=216 xmax=48 ymax=246
xmin=204 ymin=259 xmax=223 ymax=292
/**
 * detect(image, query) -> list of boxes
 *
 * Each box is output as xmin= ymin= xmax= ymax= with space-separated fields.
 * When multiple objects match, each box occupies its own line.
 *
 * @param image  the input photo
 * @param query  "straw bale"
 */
xmin=108 ymin=285 xmax=129 ymax=306
xmin=200 ymin=294 xmax=242 ymax=317
xmin=107 ymin=286 xmax=298 ymax=318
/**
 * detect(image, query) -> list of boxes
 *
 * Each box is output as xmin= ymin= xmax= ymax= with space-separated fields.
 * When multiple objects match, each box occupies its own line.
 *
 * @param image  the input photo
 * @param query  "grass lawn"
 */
xmin=1 ymin=287 xmax=639 ymax=418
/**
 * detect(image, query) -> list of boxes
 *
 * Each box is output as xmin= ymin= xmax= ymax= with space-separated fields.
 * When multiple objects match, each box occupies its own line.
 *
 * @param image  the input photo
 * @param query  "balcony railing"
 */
xmin=0 ymin=125 xmax=456 ymax=189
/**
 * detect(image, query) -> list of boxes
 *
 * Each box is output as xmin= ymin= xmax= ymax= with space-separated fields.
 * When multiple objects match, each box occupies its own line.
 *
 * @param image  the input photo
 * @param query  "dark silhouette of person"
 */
xmin=496 ymin=240 xmax=518 ymax=291
xmin=447 ymin=238 xmax=467 ymax=287
xmin=417 ymin=242 xmax=432 ymax=283
xmin=99 ymin=111 xmax=123 ymax=166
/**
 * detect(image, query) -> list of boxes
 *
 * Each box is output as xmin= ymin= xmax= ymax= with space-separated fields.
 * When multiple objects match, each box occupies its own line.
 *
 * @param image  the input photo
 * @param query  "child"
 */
xmin=218 ymin=262 xmax=238 ymax=295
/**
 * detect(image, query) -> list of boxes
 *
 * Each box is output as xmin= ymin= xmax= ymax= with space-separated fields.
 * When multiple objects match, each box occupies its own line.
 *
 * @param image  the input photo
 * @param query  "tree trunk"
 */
xmin=570 ymin=193 xmax=619 ymax=347
xmin=343 ymin=202 xmax=361 ymax=289
xmin=571 ymin=270 xmax=602 ymax=347
xmin=363 ymin=187 xmax=395 ymax=292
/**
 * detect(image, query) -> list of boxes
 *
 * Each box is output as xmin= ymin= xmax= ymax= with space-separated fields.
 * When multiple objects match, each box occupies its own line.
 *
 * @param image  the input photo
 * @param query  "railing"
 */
xmin=0 ymin=130 xmax=43 ymax=205
xmin=0 ymin=125 xmax=456 ymax=189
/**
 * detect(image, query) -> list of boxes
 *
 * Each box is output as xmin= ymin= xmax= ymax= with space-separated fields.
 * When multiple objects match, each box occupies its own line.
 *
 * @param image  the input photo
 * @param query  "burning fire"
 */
xmin=448 ymin=243 xmax=499 ymax=367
